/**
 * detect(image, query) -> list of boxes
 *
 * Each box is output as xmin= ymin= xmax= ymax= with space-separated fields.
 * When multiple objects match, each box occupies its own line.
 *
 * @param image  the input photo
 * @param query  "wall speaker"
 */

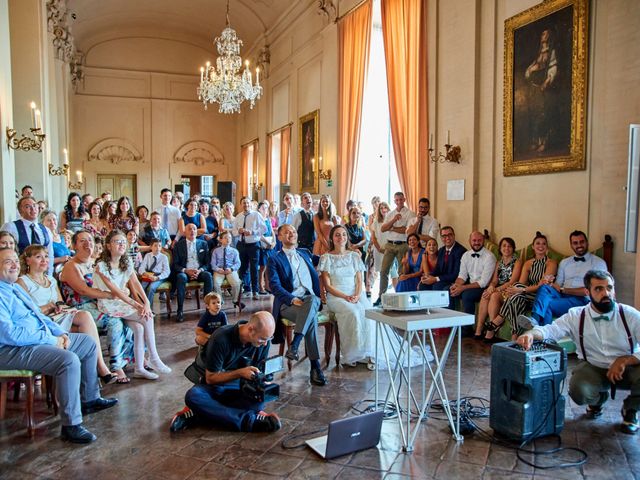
xmin=217 ymin=181 xmax=236 ymax=205
xmin=625 ymin=124 xmax=640 ymax=253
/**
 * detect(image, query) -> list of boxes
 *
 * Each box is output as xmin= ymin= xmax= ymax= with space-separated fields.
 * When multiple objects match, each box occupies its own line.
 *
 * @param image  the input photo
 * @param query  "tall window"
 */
xmin=201 ymin=176 xmax=213 ymax=196
xmin=269 ymin=131 xmax=282 ymax=201
xmin=240 ymin=140 xmax=258 ymax=199
xmin=353 ymin=0 xmax=400 ymax=211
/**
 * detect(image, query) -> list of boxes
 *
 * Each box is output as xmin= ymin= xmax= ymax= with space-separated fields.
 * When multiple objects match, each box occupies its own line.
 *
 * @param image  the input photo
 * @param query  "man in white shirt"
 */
xmin=277 ymin=193 xmax=299 ymax=226
xmin=1 ymin=197 xmax=54 ymax=276
xmin=155 ymin=188 xmax=181 ymax=240
xmin=450 ymin=231 xmax=496 ymax=335
xmin=233 ymin=197 xmax=267 ymax=300
xmin=375 ymin=192 xmax=416 ymax=306
xmin=517 ymin=270 xmax=640 ymax=435
xmin=406 ymin=197 xmax=439 ymax=247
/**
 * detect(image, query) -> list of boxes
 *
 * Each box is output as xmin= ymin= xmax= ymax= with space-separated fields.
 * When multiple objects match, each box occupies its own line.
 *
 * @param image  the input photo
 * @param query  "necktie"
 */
xmin=417 ymin=217 xmax=424 ymax=235
xmin=471 ymin=253 xmax=480 ymax=258
xmin=242 ymin=213 xmax=248 ymax=239
xmin=574 ymin=256 xmax=585 ymax=262
xmin=592 ymin=314 xmax=610 ymax=322
xmin=223 ymin=247 xmax=227 ymax=270
xmin=149 ymin=255 xmax=158 ymax=273
xmin=444 ymin=250 xmax=450 ymax=265
xmin=163 ymin=207 xmax=169 ymax=229
xmin=30 ymin=224 xmax=40 ymax=245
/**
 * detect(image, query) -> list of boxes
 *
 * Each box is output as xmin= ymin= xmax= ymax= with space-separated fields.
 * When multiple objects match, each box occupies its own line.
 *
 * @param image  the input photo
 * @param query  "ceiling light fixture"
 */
xmin=197 ymin=0 xmax=262 ymax=114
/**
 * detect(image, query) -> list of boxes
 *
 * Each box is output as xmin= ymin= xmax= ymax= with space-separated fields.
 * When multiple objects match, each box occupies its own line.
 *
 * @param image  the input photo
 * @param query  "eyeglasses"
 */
xmin=441 ymin=233 xmax=454 ymax=238
xmin=111 ymin=240 xmax=127 ymax=245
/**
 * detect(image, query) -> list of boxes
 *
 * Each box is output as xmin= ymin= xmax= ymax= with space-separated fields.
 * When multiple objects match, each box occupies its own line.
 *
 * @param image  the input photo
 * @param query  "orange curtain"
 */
xmin=337 ymin=0 xmax=373 ymax=210
xmin=280 ymin=126 xmax=291 ymax=185
xmin=266 ymin=134 xmax=273 ymax=200
xmin=240 ymin=143 xmax=250 ymax=200
xmin=381 ymin=0 xmax=428 ymax=209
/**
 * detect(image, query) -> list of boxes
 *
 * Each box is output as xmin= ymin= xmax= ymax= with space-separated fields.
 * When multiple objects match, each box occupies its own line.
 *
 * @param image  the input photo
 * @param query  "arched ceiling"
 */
xmin=67 ymin=0 xmax=298 ymax=55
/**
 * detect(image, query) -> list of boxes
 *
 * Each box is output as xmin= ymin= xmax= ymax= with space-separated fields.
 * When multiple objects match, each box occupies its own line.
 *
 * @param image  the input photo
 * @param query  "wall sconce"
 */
xmin=317 ymin=156 xmax=332 ymax=180
xmin=251 ymin=174 xmax=263 ymax=193
xmin=49 ymin=148 xmax=70 ymax=177
xmin=428 ymin=130 xmax=461 ymax=164
xmin=69 ymin=170 xmax=84 ymax=191
xmin=6 ymin=102 xmax=46 ymax=152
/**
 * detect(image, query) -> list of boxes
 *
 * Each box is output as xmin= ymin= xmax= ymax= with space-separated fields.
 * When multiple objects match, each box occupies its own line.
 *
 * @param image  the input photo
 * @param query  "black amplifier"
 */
xmin=489 ymin=341 xmax=567 ymax=442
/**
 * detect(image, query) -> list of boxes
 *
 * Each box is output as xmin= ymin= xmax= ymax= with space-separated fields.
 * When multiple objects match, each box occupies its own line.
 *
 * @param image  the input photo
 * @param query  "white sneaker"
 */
xmin=148 ymin=358 xmax=172 ymax=374
xmin=133 ymin=368 xmax=159 ymax=380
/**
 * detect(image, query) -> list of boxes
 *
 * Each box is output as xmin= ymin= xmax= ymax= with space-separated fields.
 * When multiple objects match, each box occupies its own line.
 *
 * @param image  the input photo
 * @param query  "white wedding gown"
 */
xmin=318 ymin=251 xmax=431 ymax=367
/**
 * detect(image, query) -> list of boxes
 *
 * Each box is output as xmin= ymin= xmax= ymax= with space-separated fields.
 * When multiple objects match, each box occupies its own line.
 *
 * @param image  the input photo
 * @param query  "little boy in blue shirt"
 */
xmin=195 ymin=292 xmax=227 ymax=347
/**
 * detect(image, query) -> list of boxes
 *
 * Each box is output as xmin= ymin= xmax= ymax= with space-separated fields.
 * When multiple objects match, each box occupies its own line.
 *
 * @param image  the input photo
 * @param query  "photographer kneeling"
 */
xmin=170 ymin=311 xmax=282 ymax=433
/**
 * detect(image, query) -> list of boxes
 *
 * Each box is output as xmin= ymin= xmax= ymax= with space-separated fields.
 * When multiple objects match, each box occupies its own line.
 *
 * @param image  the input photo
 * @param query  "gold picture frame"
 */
xmin=503 ymin=0 xmax=588 ymax=176
xmin=298 ymin=109 xmax=319 ymax=194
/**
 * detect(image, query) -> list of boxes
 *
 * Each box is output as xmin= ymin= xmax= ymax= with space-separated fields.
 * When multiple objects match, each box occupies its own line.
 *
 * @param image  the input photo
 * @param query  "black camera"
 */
xmin=240 ymin=355 xmax=284 ymax=403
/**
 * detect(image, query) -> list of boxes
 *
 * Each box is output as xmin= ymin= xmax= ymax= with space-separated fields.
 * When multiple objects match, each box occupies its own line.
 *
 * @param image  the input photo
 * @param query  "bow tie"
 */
xmin=574 ymin=256 xmax=585 ymax=262
xmin=592 ymin=314 xmax=610 ymax=322
xmin=471 ymin=253 xmax=480 ymax=258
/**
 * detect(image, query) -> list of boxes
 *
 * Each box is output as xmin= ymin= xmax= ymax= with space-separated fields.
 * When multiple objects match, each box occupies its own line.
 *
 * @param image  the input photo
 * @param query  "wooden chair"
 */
xmin=0 ymin=370 xmax=57 ymax=437
xmin=154 ymin=249 xmax=205 ymax=318
xmin=278 ymin=312 xmax=337 ymax=370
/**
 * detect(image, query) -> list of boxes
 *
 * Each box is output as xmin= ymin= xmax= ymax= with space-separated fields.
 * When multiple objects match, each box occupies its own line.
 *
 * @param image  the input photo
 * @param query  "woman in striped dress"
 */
xmin=484 ymin=233 xmax=557 ymax=341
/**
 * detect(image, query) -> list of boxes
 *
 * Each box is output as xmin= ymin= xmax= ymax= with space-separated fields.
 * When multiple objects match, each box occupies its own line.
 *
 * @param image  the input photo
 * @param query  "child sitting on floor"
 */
xmin=195 ymin=292 xmax=227 ymax=348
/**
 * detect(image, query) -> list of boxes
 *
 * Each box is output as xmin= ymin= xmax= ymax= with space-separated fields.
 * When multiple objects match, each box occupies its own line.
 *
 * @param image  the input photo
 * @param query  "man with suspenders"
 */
xmin=517 ymin=270 xmax=640 ymax=435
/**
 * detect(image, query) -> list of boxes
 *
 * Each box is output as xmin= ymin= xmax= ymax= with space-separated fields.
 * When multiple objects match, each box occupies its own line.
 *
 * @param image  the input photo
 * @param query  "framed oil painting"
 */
xmin=299 ymin=109 xmax=319 ymax=194
xmin=503 ymin=0 xmax=588 ymax=176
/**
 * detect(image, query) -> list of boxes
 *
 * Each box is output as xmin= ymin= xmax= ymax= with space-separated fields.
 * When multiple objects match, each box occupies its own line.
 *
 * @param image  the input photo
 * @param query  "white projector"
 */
xmin=381 ymin=290 xmax=450 ymax=311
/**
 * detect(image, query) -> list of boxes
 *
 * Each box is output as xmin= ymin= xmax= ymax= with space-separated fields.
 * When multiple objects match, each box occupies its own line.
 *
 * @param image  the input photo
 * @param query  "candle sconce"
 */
xmin=48 ymin=162 xmax=70 ymax=177
xmin=69 ymin=171 xmax=84 ymax=190
xmin=251 ymin=175 xmax=263 ymax=194
xmin=6 ymin=127 xmax=46 ymax=152
xmin=319 ymin=168 xmax=332 ymax=180
xmin=428 ymin=131 xmax=461 ymax=164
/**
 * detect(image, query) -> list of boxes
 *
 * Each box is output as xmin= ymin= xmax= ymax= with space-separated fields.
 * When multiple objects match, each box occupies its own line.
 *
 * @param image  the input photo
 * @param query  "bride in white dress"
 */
xmin=318 ymin=225 xmax=374 ymax=367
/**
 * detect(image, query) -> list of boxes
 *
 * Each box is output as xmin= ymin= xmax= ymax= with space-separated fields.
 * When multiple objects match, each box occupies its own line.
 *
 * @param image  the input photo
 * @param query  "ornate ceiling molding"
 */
xmin=257 ymin=44 xmax=271 ymax=80
xmin=47 ymin=0 xmax=75 ymax=62
xmin=173 ymin=141 xmax=225 ymax=166
xmin=88 ymin=138 xmax=144 ymax=164
xmin=316 ymin=0 xmax=337 ymax=23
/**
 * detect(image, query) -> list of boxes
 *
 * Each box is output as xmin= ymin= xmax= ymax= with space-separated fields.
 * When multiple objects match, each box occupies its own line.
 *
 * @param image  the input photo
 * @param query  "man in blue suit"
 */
xmin=172 ymin=224 xmax=213 ymax=322
xmin=419 ymin=226 xmax=467 ymax=308
xmin=267 ymin=224 xmax=327 ymax=386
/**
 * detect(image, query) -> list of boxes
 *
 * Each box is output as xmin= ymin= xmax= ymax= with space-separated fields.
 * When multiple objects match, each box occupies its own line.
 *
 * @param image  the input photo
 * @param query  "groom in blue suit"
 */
xmin=267 ymin=224 xmax=327 ymax=386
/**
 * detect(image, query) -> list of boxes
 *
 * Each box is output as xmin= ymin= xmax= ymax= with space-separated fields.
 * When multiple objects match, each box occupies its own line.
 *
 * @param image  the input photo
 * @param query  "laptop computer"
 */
xmin=305 ymin=410 xmax=384 ymax=459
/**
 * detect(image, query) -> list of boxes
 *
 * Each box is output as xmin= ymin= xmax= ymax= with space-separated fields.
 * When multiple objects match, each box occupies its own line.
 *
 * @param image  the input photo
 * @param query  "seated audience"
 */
xmin=195 ymin=292 xmax=228 ymax=347
xmin=17 ymin=245 xmax=115 ymax=383
xmin=484 ymin=232 xmax=557 ymax=341
xmin=318 ymin=225 xmax=374 ymax=368
xmin=449 ymin=231 xmax=497 ymax=325
xmin=475 ymin=237 xmax=522 ymax=338
xmin=179 ymin=198 xmax=206 ymax=238
xmin=169 ymin=311 xmax=281 ymax=433
xmin=93 ymin=230 xmax=171 ymax=380
xmin=517 ymin=270 xmax=639 ymax=435
xmin=100 ymin=201 xmax=117 ymax=233
xmin=526 ymin=230 xmax=608 ymax=328
xmin=125 ymin=229 xmax=142 ymax=269
xmin=419 ymin=226 xmax=466 ymax=309
xmin=313 ymin=194 xmax=340 ymax=256
xmin=83 ymin=201 xmax=108 ymax=238
xmin=421 ymin=238 xmax=439 ymax=277
xmin=0 ymin=246 xmax=117 ymax=443
xmin=81 ymin=193 xmax=93 ymax=211
xmin=172 ymin=223 xmax=213 ymax=322
xmin=257 ymin=200 xmax=276 ymax=294
xmin=60 ymin=192 xmax=89 ymax=233
xmin=210 ymin=231 xmax=243 ymax=308
xmin=0 ymin=231 xmax=18 ymax=253
xmin=135 ymin=205 xmax=150 ymax=232
xmin=60 ymin=231 xmax=133 ymax=383
xmin=137 ymin=238 xmax=170 ymax=309
xmin=199 ymin=199 xmax=219 ymax=249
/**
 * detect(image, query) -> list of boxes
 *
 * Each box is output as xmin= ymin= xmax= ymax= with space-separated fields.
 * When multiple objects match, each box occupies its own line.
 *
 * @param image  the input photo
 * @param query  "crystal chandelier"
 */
xmin=197 ymin=0 xmax=262 ymax=114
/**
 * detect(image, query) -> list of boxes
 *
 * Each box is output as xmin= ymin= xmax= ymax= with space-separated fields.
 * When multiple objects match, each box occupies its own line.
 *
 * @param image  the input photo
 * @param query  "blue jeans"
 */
xmin=175 ymin=271 xmax=213 ymax=313
xmin=185 ymin=380 xmax=264 ymax=432
xmin=531 ymin=284 xmax=589 ymax=325
xmin=141 ymin=280 xmax=163 ymax=308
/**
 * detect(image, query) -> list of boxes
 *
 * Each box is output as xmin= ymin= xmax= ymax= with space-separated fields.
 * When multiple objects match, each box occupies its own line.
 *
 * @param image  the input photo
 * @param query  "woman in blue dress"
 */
xmin=198 ymin=199 xmax=219 ymax=249
xmin=178 ymin=198 xmax=206 ymax=238
xmin=395 ymin=233 xmax=425 ymax=292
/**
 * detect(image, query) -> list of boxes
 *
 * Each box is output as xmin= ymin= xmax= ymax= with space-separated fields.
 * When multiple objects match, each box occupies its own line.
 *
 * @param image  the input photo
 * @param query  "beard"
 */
xmin=590 ymin=295 xmax=615 ymax=313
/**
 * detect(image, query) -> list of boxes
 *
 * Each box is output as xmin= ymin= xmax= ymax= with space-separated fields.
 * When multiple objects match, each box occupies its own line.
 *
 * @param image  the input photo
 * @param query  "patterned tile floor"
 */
xmin=0 ymin=297 xmax=638 ymax=479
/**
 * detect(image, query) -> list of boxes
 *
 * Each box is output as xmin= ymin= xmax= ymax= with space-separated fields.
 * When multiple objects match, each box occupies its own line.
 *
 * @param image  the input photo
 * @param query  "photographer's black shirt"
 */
xmin=205 ymin=321 xmax=270 ymax=374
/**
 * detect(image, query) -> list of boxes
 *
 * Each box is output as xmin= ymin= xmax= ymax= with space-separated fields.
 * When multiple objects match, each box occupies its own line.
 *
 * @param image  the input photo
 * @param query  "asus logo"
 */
xmin=350 ymin=431 xmax=361 ymax=438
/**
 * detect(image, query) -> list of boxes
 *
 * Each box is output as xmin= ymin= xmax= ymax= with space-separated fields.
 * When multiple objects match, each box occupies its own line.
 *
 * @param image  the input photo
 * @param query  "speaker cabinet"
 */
xmin=217 ymin=181 xmax=236 ymax=205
